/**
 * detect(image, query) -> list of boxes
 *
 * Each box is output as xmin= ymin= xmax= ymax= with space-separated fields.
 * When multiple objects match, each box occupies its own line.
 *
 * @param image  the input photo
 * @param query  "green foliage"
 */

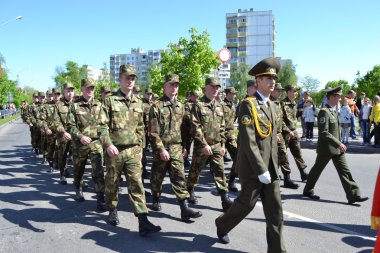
xmin=356 ymin=65 xmax=380 ymax=98
xmin=301 ymin=75 xmax=320 ymax=92
xmin=277 ymin=59 xmax=297 ymax=85
xmin=0 ymin=76 xmax=17 ymax=105
xmin=325 ymin=80 xmax=351 ymax=95
xmin=148 ymin=28 xmax=219 ymax=98
xmin=53 ymin=61 xmax=88 ymax=92
xmin=229 ymin=63 xmax=251 ymax=99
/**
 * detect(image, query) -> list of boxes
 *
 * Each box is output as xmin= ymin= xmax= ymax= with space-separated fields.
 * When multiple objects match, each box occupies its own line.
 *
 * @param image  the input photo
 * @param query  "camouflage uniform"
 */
xmin=182 ymin=98 xmax=195 ymax=165
xmin=20 ymin=103 xmax=28 ymax=122
xmin=37 ymin=97 xmax=56 ymax=165
xmin=25 ymin=100 xmax=40 ymax=151
xmin=98 ymin=89 xmax=147 ymax=214
xmin=142 ymin=97 xmax=152 ymax=174
xmin=281 ymin=95 xmax=308 ymax=179
xmin=67 ymin=96 xmax=105 ymax=193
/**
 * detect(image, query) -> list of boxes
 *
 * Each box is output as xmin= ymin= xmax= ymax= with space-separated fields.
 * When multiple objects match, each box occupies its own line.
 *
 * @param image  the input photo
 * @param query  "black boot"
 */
xmin=184 ymin=158 xmax=191 ymax=167
xmin=96 ymin=192 xmax=107 ymax=212
xmin=179 ymin=199 xmax=202 ymax=221
xmin=151 ymin=196 xmax=162 ymax=211
xmin=228 ymin=174 xmax=238 ymax=192
xmin=283 ymin=174 xmax=299 ymax=189
xmin=48 ymin=162 xmax=54 ymax=173
xmin=138 ymin=214 xmax=161 ymax=236
xmin=107 ymin=208 xmax=120 ymax=226
xmin=187 ymin=188 xmax=198 ymax=204
xmin=75 ymin=187 xmax=85 ymax=202
xmin=216 ymin=221 xmax=230 ymax=244
xmin=300 ymin=169 xmax=309 ymax=182
xmin=220 ymin=191 xmax=233 ymax=212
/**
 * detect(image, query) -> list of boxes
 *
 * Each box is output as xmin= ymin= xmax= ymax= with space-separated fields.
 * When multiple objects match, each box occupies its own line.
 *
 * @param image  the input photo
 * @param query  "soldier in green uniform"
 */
xmin=36 ymin=92 xmax=46 ymax=155
xmin=148 ymin=74 xmax=202 ymax=221
xmin=100 ymin=86 xmax=112 ymax=103
xmin=222 ymin=87 xmax=239 ymax=192
xmin=49 ymin=88 xmax=62 ymax=171
xmin=215 ymin=57 xmax=286 ymax=253
xmin=182 ymin=90 xmax=199 ymax=167
xmin=98 ymin=65 xmax=160 ymax=235
xmin=303 ymin=86 xmax=369 ymax=204
xmin=186 ymin=77 xmax=233 ymax=212
xmin=281 ymin=85 xmax=308 ymax=186
xmin=52 ymin=82 xmax=75 ymax=184
xmin=20 ymin=101 xmax=28 ymax=123
xmin=25 ymin=93 xmax=39 ymax=153
xmin=67 ymin=78 xmax=106 ymax=212
xmin=270 ymin=84 xmax=299 ymax=189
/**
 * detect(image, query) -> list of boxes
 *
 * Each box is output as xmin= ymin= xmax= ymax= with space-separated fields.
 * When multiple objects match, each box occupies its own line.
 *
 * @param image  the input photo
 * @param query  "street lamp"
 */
xmin=0 ymin=16 xmax=23 ymax=28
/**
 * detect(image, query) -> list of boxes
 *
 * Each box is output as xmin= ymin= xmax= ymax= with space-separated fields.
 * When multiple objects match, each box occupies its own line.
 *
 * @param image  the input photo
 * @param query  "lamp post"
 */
xmin=0 ymin=16 xmax=23 ymax=28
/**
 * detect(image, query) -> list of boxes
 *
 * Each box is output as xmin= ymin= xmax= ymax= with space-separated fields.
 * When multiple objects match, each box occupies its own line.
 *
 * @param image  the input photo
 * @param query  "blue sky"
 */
xmin=1 ymin=0 xmax=379 ymax=92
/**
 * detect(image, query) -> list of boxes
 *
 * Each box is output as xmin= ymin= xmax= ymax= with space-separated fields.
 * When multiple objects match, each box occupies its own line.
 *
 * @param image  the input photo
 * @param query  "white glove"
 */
xmin=258 ymin=171 xmax=271 ymax=184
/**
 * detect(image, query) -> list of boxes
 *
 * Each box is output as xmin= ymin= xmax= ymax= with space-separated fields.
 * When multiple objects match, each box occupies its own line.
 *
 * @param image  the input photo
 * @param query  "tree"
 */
xmin=277 ymin=59 xmax=297 ymax=85
xmin=356 ymin=65 xmax=380 ymax=98
xmin=301 ymin=75 xmax=320 ymax=92
xmin=325 ymin=80 xmax=351 ymax=95
xmin=53 ymin=61 xmax=88 ymax=91
xmin=148 ymin=28 xmax=219 ymax=98
xmin=229 ymin=63 xmax=251 ymax=99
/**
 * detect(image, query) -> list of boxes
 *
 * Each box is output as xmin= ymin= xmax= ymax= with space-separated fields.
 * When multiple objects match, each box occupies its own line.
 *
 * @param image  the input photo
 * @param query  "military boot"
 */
xmin=75 ymin=187 xmax=85 ymax=202
xmin=107 ymin=208 xmax=120 ymax=226
xmin=96 ymin=192 xmax=107 ymax=212
xmin=48 ymin=162 xmax=54 ymax=173
xmin=60 ymin=175 xmax=67 ymax=185
xmin=151 ymin=196 xmax=162 ymax=211
xmin=228 ymin=174 xmax=238 ymax=192
xmin=187 ymin=188 xmax=198 ymax=204
xmin=283 ymin=174 xmax=299 ymax=189
xmin=137 ymin=214 xmax=161 ymax=236
xmin=220 ymin=191 xmax=233 ymax=212
xmin=179 ymin=199 xmax=202 ymax=221
xmin=300 ymin=169 xmax=309 ymax=182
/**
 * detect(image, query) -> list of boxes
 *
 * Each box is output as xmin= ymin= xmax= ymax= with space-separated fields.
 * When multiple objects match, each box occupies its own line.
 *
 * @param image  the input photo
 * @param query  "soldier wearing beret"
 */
xmin=303 ymin=86 xmax=368 ymax=204
xmin=148 ymin=74 xmax=202 ymax=221
xmin=186 ymin=77 xmax=233 ymax=212
xmin=215 ymin=57 xmax=286 ymax=252
xmin=98 ymin=64 xmax=161 ymax=235
xmin=280 ymin=85 xmax=308 ymax=187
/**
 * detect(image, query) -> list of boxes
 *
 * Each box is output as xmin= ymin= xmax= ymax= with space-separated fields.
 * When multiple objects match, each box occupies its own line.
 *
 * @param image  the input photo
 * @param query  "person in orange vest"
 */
xmin=371 ymin=167 xmax=380 ymax=253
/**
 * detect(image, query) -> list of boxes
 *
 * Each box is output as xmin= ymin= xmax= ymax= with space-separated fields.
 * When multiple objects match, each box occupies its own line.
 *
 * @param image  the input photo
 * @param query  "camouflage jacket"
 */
xmin=20 ymin=105 xmax=28 ymax=122
xmin=281 ymin=96 xmax=298 ymax=133
xmin=222 ymin=98 xmax=236 ymax=141
xmin=52 ymin=98 xmax=73 ymax=138
xmin=270 ymin=95 xmax=286 ymax=136
xmin=67 ymin=96 xmax=102 ymax=141
xmin=26 ymin=102 xmax=42 ymax=126
xmin=98 ymin=89 xmax=144 ymax=149
xmin=37 ymin=101 xmax=56 ymax=131
xmin=191 ymin=96 xmax=225 ymax=147
xmin=149 ymin=95 xmax=186 ymax=151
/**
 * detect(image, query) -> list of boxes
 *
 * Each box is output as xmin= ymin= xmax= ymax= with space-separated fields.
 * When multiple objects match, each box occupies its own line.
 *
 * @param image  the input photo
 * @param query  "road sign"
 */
xmin=218 ymin=71 xmax=230 ymax=79
xmin=218 ymin=48 xmax=231 ymax=63
xmin=218 ymin=63 xmax=230 ymax=71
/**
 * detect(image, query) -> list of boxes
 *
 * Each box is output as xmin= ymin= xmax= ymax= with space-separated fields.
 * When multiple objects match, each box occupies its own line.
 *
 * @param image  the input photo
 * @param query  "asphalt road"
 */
xmin=0 ymin=118 xmax=379 ymax=253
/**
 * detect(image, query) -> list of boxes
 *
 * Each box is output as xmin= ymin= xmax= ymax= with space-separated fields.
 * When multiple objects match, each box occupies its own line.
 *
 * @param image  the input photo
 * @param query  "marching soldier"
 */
xmin=20 ymin=101 xmax=28 ymax=122
xmin=98 ymin=64 xmax=161 ymax=235
xmin=303 ymin=86 xmax=369 ymax=204
xmin=182 ymin=90 xmax=199 ymax=167
xmin=142 ymin=88 xmax=153 ymax=179
xmin=100 ymin=86 xmax=112 ymax=103
xmin=25 ymin=93 xmax=39 ymax=152
xmin=67 ymin=78 xmax=106 ymax=211
xmin=186 ymin=77 xmax=233 ymax=212
xmin=281 ymin=85 xmax=309 ymax=186
xmin=149 ymin=74 xmax=202 ymax=221
xmin=215 ymin=57 xmax=286 ymax=252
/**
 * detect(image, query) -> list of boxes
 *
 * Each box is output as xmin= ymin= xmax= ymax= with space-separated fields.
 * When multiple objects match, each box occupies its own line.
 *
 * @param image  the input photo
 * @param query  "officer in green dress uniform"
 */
xmin=215 ymin=57 xmax=287 ymax=253
xmin=303 ymin=86 xmax=369 ymax=204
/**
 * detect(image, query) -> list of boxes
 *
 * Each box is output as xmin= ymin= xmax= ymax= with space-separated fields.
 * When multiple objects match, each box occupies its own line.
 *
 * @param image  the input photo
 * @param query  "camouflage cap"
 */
xmin=153 ymin=93 xmax=159 ymax=98
xmin=247 ymin=80 xmax=256 ymax=88
xmin=119 ymin=64 xmax=136 ymax=76
xmin=189 ymin=90 xmax=201 ymax=97
xmin=133 ymin=86 xmax=141 ymax=93
xmin=225 ymin=87 xmax=237 ymax=94
xmin=145 ymin=88 xmax=153 ymax=94
xmin=38 ymin=91 xmax=45 ymax=97
xmin=46 ymin=90 xmax=52 ymax=95
xmin=205 ymin=77 xmax=221 ymax=87
xmin=52 ymin=88 xmax=61 ymax=94
xmin=100 ymin=86 xmax=111 ymax=93
xmin=165 ymin=74 xmax=180 ymax=84
xmin=285 ymin=85 xmax=299 ymax=92
xmin=325 ymin=85 xmax=343 ymax=96
xmin=248 ymin=57 xmax=281 ymax=77
xmin=274 ymin=83 xmax=284 ymax=90
xmin=33 ymin=93 xmax=38 ymax=97
xmin=81 ymin=78 xmax=95 ymax=88
xmin=63 ymin=82 xmax=74 ymax=89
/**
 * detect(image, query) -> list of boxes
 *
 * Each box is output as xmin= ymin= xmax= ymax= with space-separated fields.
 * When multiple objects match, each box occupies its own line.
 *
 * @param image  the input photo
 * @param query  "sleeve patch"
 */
xmin=319 ymin=117 xmax=326 ymax=124
xmin=241 ymin=115 xmax=252 ymax=125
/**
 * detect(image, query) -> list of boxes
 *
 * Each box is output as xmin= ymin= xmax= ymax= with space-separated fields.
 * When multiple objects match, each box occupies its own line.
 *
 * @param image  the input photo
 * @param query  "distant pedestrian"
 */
xmin=339 ymin=97 xmax=352 ymax=145
xmin=346 ymin=90 xmax=359 ymax=139
xmin=370 ymin=96 xmax=380 ymax=148
xmin=303 ymin=99 xmax=315 ymax=141
xmin=359 ymin=97 xmax=372 ymax=145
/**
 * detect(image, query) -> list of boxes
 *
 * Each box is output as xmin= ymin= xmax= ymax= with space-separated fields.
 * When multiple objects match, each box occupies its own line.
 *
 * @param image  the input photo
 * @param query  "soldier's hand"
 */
xmin=107 ymin=145 xmax=119 ymax=157
xmin=63 ymin=132 xmax=72 ymax=141
xmin=220 ymin=147 xmax=226 ymax=157
xmin=159 ymin=149 xmax=170 ymax=161
xmin=277 ymin=135 xmax=281 ymax=142
xmin=202 ymin=145 xmax=213 ymax=156
xmin=288 ymin=131 xmax=295 ymax=137
xmin=80 ymin=136 xmax=92 ymax=145
xmin=29 ymin=123 xmax=33 ymax=127
xmin=46 ymin=129 xmax=52 ymax=135
xmin=182 ymin=148 xmax=187 ymax=158
xmin=339 ymin=143 xmax=347 ymax=153
xmin=258 ymin=171 xmax=271 ymax=184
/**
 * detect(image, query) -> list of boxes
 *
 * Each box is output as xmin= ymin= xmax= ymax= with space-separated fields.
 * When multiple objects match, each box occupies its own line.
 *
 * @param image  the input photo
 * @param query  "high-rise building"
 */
xmin=226 ymin=8 xmax=275 ymax=68
xmin=83 ymin=65 xmax=108 ymax=82
xmin=110 ymin=48 xmax=163 ymax=84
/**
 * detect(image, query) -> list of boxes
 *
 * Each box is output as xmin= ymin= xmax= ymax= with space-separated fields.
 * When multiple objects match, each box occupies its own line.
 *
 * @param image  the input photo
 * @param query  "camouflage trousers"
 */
xmin=57 ymin=137 xmax=71 ymax=176
xmin=104 ymin=145 xmax=148 ymax=215
xmin=187 ymin=142 xmax=228 ymax=192
xmin=45 ymin=134 xmax=57 ymax=163
xmin=72 ymin=140 xmax=105 ymax=193
xmin=283 ymin=130 xmax=307 ymax=171
xmin=31 ymin=126 xmax=41 ymax=150
xmin=150 ymin=144 xmax=190 ymax=200
xmin=225 ymin=137 xmax=238 ymax=177
xmin=40 ymin=132 xmax=48 ymax=157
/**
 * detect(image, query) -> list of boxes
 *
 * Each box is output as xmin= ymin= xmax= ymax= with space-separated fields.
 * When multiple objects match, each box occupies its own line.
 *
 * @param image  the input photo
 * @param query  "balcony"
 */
xmin=226 ymin=23 xmax=237 ymax=29
xmin=227 ymin=33 xmax=238 ymax=38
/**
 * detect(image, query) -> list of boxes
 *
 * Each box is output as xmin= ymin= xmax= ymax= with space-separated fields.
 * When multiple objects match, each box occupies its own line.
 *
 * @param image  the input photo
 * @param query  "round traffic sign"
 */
xmin=218 ymin=48 xmax=231 ymax=63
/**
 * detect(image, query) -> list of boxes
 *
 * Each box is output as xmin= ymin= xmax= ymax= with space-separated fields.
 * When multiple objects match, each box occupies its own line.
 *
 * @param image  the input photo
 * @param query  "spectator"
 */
xmin=297 ymin=91 xmax=310 ymax=139
xmin=346 ymin=90 xmax=359 ymax=139
xmin=303 ymin=99 xmax=315 ymax=141
xmin=339 ymin=97 xmax=352 ymax=145
xmin=356 ymin=92 xmax=366 ymax=111
xmin=359 ymin=98 xmax=372 ymax=145
xmin=370 ymin=96 xmax=380 ymax=148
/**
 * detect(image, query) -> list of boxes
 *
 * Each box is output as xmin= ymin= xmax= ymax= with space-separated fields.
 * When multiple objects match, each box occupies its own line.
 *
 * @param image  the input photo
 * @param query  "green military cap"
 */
xmin=225 ymin=87 xmax=237 ymax=94
xmin=248 ymin=57 xmax=281 ymax=77
xmin=52 ymin=88 xmax=61 ymax=94
xmin=81 ymin=78 xmax=95 ymax=87
xmin=284 ymin=85 xmax=300 ymax=92
xmin=205 ymin=77 xmax=221 ymax=87
xmin=33 ymin=92 xmax=38 ymax=97
xmin=145 ymin=88 xmax=153 ymax=94
xmin=324 ymin=85 xmax=343 ymax=96
xmin=247 ymin=80 xmax=256 ymax=88
xmin=133 ymin=86 xmax=141 ymax=93
xmin=119 ymin=64 xmax=136 ymax=76
xmin=274 ymin=83 xmax=284 ymax=90
xmin=46 ymin=90 xmax=52 ymax=95
xmin=165 ymin=74 xmax=180 ymax=84
xmin=100 ymin=86 xmax=111 ymax=94
xmin=189 ymin=90 xmax=201 ymax=97
xmin=38 ymin=91 xmax=45 ymax=97
xmin=63 ymin=82 xmax=74 ymax=89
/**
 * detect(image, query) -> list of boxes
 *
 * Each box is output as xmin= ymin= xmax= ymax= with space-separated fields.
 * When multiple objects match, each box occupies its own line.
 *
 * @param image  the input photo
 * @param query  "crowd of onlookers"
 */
xmin=0 ymin=103 xmax=16 ymax=119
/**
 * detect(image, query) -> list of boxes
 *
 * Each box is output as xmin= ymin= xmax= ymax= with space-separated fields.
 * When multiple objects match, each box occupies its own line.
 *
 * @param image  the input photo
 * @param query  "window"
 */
xmin=228 ymin=19 xmax=237 ymax=24
xmin=238 ymin=27 xmax=246 ymax=33
xmin=227 ymin=28 xmax=237 ymax=34
xmin=229 ymin=47 xmax=237 ymax=53
xmin=228 ymin=38 xmax=237 ymax=43
xmin=238 ymin=46 xmax=246 ymax=51
xmin=238 ymin=37 xmax=246 ymax=43
xmin=239 ymin=57 xmax=246 ymax=62
xmin=239 ymin=18 xmax=246 ymax=23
